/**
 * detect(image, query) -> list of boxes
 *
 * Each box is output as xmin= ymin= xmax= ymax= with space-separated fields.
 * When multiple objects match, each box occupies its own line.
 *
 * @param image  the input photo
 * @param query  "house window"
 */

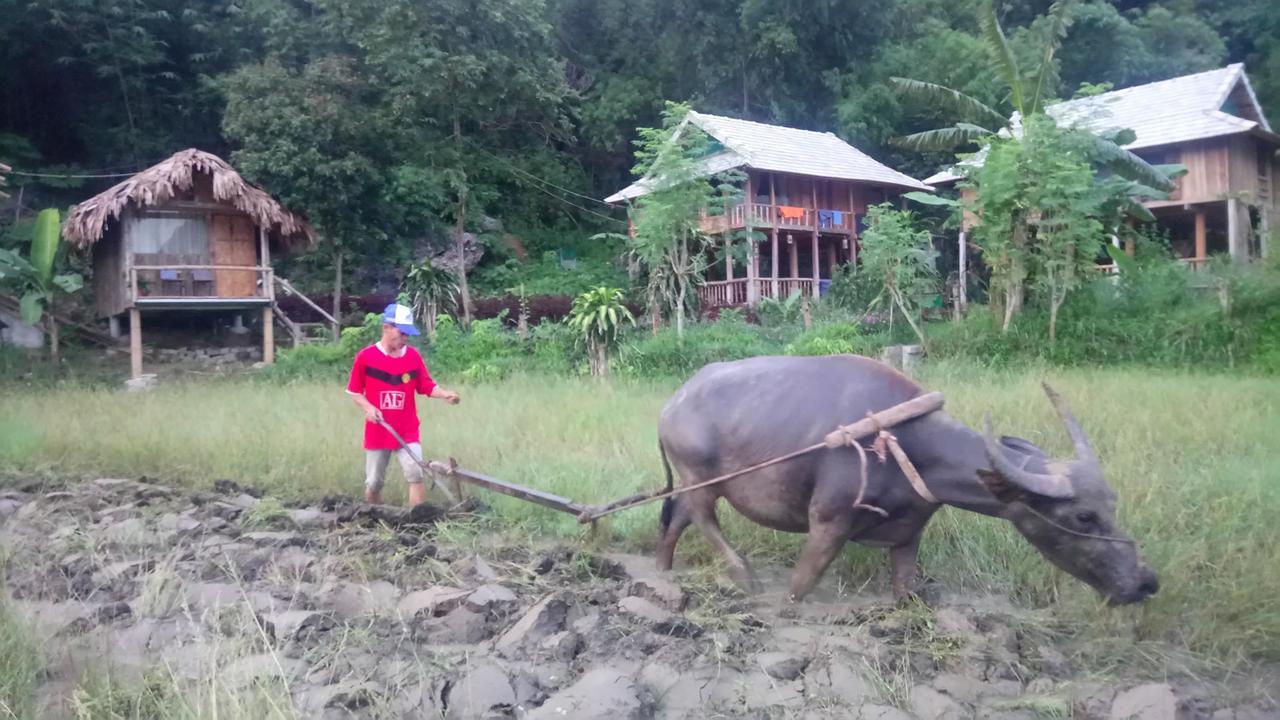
xmin=129 ymin=214 xmax=210 ymax=258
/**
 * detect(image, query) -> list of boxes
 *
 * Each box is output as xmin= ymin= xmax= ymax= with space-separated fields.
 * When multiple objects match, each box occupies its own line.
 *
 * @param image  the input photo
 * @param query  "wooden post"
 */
xmin=789 ymin=234 xmax=800 ymax=279
xmin=262 ymin=306 xmax=275 ymax=364
xmin=958 ymin=230 xmax=968 ymax=311
xmin=1195 ymin=209 xmax=1207 ymax=263
xmin=725 ymin=236 xmax=733 ymax=281
xmin=108 ymin=315 xmax=122 ymax=339
xmin=771 ymin=228 xmax=779 ymax=298
xmin=1227 ymin=197 xmax=1243 ymax=261
xmin=810 ymin=230 xmax=820 ymax=298
xmin=746 ymin=240 xmax=759 ymax=305
xmin=129 ymin=308 xmax=142 ymax=379
xmin=826 ymin=242 xmax=837 ymax=278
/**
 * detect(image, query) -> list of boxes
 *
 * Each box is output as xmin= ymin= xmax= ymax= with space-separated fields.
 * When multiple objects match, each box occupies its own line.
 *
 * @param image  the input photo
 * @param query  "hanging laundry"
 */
xmin=778 ymin=205 xmax=805 ymax=220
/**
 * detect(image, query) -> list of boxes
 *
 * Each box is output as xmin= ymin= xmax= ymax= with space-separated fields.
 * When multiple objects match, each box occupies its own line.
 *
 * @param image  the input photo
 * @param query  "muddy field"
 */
xmin=0 ymin=475 xmax=1274 ymax=720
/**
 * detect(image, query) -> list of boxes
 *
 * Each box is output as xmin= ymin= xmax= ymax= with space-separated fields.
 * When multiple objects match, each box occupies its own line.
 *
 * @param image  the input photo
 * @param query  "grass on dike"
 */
xmin=1 ymin=359 xmax=1278 ymax=674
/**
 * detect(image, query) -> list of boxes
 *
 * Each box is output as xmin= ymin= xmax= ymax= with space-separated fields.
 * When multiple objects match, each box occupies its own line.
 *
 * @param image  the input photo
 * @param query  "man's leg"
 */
xmin=395 ymin=443 xmax=428 ymax=507
xmin=365 ymin=449 xmax=391 ymax=504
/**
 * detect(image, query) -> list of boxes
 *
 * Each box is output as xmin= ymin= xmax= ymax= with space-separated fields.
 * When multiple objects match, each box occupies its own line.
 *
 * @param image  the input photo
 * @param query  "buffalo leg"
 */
xmin=655 ymin=496 xmax=693 ymax=571
xmin=689 ymin=492 xmax=760 ymax=593
xmin=889 ymin=529 xmax=924 ymax=602
xmin=787 ymin=511 xmax=854 ymax=602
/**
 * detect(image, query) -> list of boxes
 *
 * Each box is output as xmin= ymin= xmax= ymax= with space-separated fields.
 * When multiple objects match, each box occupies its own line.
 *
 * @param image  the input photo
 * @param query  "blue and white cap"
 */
xmin=381 ymin=302 xmax=420 ymax=336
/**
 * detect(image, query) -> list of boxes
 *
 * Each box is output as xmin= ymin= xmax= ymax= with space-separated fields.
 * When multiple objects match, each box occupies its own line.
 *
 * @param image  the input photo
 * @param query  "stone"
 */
xmin=263 ymin=610 xmax=335 ymax=643
xmin=458 ymin=555 xmax=500 ymax=583
xmin=526 ymin=667 xmax=647 ymax=720
xmin=912 ymin=685 xmax=965 ymax=720
xmin=465 ymin=584 xmax=519 ymax=615
xmin=571 ymin=611 xmax=602 ymax=635
xmin=605 ymin=553 xmax=687 ymax=611
xmin=398 ymin=586 xmax=471 ymax=620
xmin=1110 ymin=683 xmax=1179 ymax=720
xmin=495 ymin=593 xmax=569 ymax=654
xmin=756 ymin=651 xmax=808 ymax=681
xmin=446 ymin=663 xmax=516 ymax=720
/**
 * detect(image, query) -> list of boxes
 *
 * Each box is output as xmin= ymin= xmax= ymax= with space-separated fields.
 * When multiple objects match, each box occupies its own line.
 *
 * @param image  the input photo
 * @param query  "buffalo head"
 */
xmin=978 ymin=384 xmax=1158 ymax=605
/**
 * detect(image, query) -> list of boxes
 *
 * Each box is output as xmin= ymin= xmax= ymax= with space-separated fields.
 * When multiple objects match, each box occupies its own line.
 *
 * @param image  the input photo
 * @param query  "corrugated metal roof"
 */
xmin=925 ymin=64 xmax=1274 ymax=186
xmin=606 ymin=111 xmax=930 ymax=203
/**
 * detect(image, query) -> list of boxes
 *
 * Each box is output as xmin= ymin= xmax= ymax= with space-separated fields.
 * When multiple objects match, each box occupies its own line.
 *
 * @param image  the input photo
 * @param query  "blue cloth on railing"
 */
xmin=817 ymin=210 xmax=844 ymax=228
xmin=159 ymin=269 xmax=180 ymax=281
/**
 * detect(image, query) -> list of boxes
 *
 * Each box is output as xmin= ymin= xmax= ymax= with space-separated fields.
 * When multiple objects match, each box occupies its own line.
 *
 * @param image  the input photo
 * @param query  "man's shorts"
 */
xmin=365 ymin=443 xmax=425 ymax=491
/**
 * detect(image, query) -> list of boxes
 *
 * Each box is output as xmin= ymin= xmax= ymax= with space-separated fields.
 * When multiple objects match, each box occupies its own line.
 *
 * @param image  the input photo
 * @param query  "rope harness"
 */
xmin=826 ymin=410 xmax=940 ymax=515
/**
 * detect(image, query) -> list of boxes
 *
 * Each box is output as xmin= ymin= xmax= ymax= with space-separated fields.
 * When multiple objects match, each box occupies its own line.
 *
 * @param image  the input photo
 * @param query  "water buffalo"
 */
xmin=655 ymin=354 xmax=1158 ymax=605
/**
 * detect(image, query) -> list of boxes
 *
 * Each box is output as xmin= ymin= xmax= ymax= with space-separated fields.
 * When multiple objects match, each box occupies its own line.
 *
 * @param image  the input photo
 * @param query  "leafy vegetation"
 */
xmin=566 ymin=287 xmax=635 ymax=377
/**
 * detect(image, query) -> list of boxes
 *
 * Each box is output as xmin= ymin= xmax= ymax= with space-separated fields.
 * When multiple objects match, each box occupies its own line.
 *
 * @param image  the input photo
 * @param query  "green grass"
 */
xmin=1 ymin=363 xmax=1278 ymax=670
xmin=0 ymin=598 xmax=41 ymax=719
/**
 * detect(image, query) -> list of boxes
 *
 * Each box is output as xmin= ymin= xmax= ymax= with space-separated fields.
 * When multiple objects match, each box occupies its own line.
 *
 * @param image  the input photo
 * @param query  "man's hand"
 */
xmin=364 ymin=406 xmax=384 ymax=424
xmin=437 ymin=389 xmax=461 ymax=405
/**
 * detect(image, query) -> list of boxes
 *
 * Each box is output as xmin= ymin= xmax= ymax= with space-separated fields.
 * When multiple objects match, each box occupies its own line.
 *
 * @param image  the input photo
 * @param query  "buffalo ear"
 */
xmin=977 ymin=468 xmax=1026 ymax=505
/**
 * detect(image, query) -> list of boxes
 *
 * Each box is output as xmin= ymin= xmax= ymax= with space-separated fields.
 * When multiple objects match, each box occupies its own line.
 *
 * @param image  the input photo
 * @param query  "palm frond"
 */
xmin=889 ymin=78 xmax=1009 ymax=130
xmin=1081 ymin=134 xmax=1176 ymax=192
xmin=1029 ymin=0 xmax=1075 ymax=114
xmin=890 ymin=125 xmax=994 ymax=152
xmin=980 ymin=0 xmax=1025 ymax=115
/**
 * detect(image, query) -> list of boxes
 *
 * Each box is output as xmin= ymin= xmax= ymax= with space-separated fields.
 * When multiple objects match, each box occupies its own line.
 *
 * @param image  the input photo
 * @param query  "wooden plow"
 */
xmin=379 ymin=391 xmax=946 ymax=525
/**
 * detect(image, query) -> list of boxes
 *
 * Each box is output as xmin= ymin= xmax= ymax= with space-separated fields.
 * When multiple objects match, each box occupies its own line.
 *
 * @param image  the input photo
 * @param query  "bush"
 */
xmin=617 ymin=314 xmax=781 ymax=378
xmin=268 ymin=312 xmax=381 ymax=380
xmin=784 ymin=322 xmax=878 ymax=356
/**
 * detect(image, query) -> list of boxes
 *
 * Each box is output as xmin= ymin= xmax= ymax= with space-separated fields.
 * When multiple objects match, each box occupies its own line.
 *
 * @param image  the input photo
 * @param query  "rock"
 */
xmin=616 ymin=596 xmax=701 ymax=638
xmin=495 ymin=593 xmax=569 ymax=654
xmin=124 ymin=374 xmax=158 ymax=392
xmin=571 ymin=611 xmax=602 ymax=635
xmin=912 ymin=685 xmax=965 ymax=720
xmin=286 ymin=508 xmax=333 ymax=529
xmin=756 ymin=651 xmax=808 ymax=681
xmin=1110 ymin=683 xmax=1179 ymax=720
xmin=446 ymin=663 xmax=516 ymax=720
xmin=425 ymin=606 xmax=491 ymax=644
xmin=606 ymin=553 xmax=687 ymax=611
xmin=223 ymin=654 xmax=305 ymax=691
xmin=539 ymin=631 xmax=582 ymax=662
xmin=318 ymin=580 xmax=399 ymax=620
xmin=465 ymin=584 xmax=519 ymax=615
xmin=526 ymin=667 xmax=646 ymax=720
xmin=240 ymin=531 xmax=308 ymax=548
xmin=398 ymin=586 xmax=471 ymax=621
xmin=263 ymin=610 xmax=335 ymax=643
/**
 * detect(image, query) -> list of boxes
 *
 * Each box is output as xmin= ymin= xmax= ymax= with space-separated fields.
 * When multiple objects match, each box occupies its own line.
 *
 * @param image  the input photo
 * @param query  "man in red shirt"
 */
xmin=347 ymin=303 xmax=459 ymax=507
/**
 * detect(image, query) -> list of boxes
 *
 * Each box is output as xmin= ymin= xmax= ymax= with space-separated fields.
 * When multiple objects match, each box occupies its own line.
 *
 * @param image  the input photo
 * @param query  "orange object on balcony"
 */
xmin=778 ymin=205 xmax=805 ymax=220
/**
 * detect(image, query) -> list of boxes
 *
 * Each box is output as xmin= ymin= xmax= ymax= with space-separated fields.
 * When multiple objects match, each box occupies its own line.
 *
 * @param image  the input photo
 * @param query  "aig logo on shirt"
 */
xmin=379 ymin=390 xmax=406 ymax=411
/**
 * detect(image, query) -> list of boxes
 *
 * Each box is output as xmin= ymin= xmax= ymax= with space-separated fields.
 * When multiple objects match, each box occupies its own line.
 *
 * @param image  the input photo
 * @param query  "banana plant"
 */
xmin=566 ymin=286 xmax=635 ymax=378
xmin=0 ymin=208 xmax=84 ymax=363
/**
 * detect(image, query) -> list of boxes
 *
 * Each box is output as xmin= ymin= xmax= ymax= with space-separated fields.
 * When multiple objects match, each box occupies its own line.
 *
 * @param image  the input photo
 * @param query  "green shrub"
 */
xmin=425 ymin=315 xmax=521 ymax=380
xmin=267 ymin=312 xmax=381 ymax=380
xmin=784 ymin=322 xmax=875 ymax=356
xmin=618 ymin=314 xmax=781 ymax=378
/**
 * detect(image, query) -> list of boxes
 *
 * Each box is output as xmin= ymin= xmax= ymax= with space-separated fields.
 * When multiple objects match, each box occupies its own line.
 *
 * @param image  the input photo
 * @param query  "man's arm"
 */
xmin=428 ymin=385 xmax=460 ymax=405
xmin=349 ymin=391 xmax=383 ymax=423
xmin=417 ymin=356 xmax=460 ymax=405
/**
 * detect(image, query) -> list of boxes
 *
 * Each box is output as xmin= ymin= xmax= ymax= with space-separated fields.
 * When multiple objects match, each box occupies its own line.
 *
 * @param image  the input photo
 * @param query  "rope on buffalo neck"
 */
xmin=1021 ymin=505 xmax=1136 ymax=544
xmin=830 ymin=412 xmax=940 ymax=509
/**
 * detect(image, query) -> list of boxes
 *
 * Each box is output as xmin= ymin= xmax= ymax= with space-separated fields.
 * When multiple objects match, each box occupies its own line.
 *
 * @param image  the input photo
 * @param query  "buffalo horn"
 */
xmin=1041 ymin=382 xmax=1098 ymax=465
xmin=983 ymin=414 xmax=1075 ymax=500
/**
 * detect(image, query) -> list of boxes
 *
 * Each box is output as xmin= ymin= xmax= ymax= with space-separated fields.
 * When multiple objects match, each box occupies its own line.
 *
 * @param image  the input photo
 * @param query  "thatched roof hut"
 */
xmin=64 ymin=148 xmax=315 ymax=249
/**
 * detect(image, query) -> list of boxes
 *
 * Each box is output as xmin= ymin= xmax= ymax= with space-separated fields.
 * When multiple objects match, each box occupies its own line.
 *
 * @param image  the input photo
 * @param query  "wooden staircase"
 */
xmin=271 ymin=277 xmax=340 ymax=347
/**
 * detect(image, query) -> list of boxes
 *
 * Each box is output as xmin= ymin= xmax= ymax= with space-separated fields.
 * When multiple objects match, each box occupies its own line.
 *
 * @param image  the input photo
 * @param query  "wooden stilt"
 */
xmin=108 ymin=314 xmax=122 ymax=339
xmin=1227 ymin=197 xmax=1243 ymax=261
xmin=1195 ymin=209 xmax=1207 ymax=264
xmin=771 ymin=228 xmax=779 ymax=299
xmin=810 ymin=230 xmax=820 ymax=298
xmin=129 ymin=308 xmax=142 ymax=379
xmin=789 ymin=234 xmax=799 ymax=279
xmin=263 ymin=306 xmax=275 ymax=364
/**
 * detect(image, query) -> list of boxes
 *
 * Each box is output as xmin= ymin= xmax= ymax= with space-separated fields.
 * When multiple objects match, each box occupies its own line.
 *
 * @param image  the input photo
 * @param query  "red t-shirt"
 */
xmin=346 ymin=343 xmax=437 ymax=450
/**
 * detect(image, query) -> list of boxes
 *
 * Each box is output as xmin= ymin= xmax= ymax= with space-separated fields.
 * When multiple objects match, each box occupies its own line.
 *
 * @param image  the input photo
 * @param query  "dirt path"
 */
xmin=0 ymin=476 xmax=1273 ymax=719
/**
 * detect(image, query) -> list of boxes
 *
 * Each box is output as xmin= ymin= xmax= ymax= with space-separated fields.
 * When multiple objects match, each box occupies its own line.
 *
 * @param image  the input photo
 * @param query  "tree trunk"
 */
xmin=454 ymin=112 xmax=473 ymax=329
xmin=426 ymin=299 xmax=438 ymax=338
xmin=332 ymin=246 xmax=343 ymax=337
xmin=801 ymin=293 xmax=812 ymax=330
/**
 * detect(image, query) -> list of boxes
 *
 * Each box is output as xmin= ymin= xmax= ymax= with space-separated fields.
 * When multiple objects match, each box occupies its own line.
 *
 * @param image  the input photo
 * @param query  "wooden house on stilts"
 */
xmin=63 ymin=149 xmax=317 ymax=378
xmin=606 ymin=112 xmax=932 ymax=309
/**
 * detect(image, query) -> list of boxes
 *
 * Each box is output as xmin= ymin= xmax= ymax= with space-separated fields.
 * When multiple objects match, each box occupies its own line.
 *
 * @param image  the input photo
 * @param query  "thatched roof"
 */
xmin=63 ymin=149 xmax=315 ymax=250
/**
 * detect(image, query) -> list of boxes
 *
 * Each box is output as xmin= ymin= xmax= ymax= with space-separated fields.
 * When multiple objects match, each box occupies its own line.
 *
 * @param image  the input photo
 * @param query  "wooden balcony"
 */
xmin=696 ymin=278 xmax=817 ymax=308
xmin=701 ymin=203 xmax=857 ymax=235
xmin=129 ymin=263 xmax=274 ymax=309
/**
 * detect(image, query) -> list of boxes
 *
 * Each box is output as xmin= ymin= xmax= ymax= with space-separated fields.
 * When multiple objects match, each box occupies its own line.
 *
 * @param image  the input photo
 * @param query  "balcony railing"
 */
xmin=702 ymin=203 xmax=857 ymax=234
xmin=695 ymin=277 xmax=819 ymax=308
xmin=130 ymin=264 xmax=273 ymax=301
